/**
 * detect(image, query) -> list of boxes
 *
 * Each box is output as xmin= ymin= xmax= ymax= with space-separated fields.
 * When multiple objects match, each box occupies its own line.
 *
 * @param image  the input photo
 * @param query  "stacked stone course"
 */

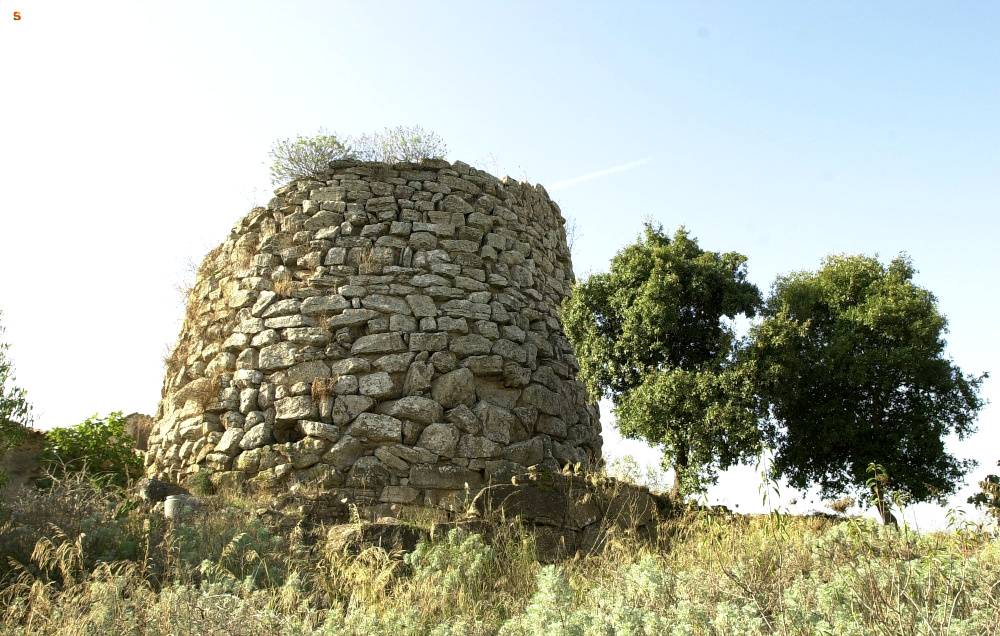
xmin=148 ymin=158 xmax=602 ymax=520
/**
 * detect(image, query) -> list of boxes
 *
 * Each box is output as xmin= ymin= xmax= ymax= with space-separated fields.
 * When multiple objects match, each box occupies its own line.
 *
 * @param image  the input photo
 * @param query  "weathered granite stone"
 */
xmin=240 ymin=423 xmax=274 ymax=450
xmin=259 ymin=342 xmax=297 ymax=370
xmin=410 ymin=464 xmax=483 ymax=491
xmin=431 ymin=368 xmax=476 ymax=408
xmin=275 ymin=395 xmax=317 ymax=422
xmin=458 ymin=434 xmax=502 ymax=458
xmin=373 ymin=353 xmax=414 ymax=374
xmin=301 ymin=294 xmax=350 ymax=314
xmin=376 ymin=396 xmax=443 ymax=424
xmin=347 ymin=412 xmax=402 ymax=442
xmin=352 ymin=333 xmax=406 ymax=355
xmin=322 ymin=434 xmax=363 ymax=470
xmin=215 ymin=428 xmax=245 ymax=456
xmin=346 ymin=456 xmax=391 ymax=488
xmin=409 ymin=332 xmax=448 ymax=351
xmin=331 ymin=395 xmax=375 ymax=426
xmin=416 ymin=422 xmax=460 ymax=457
xmin=359 ymin=372 xmax=396 ymax=399
xmin=403 ymin=361 xmax=434 ymax=395
xmin=502 ymin=437 xmax=545 ymax=467
xmin=330 ymin=358 xmax=371 ymax=375
xmin=405 ymin=294 xmax=437 ymax=317
xmin=299 ymin=420 xmax=340 ymax=442
xmin=450 ymin=334 xmax=492 ymax=357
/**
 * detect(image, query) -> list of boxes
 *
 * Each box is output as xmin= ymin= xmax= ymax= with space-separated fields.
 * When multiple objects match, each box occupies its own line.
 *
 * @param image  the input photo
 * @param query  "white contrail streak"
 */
xmin=546 ymin=159 xmax=651 ymax=191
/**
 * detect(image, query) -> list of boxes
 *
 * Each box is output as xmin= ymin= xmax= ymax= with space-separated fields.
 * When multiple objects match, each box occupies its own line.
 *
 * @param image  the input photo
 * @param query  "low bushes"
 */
xmin=1 ymin=466 xmax=998 ymax=635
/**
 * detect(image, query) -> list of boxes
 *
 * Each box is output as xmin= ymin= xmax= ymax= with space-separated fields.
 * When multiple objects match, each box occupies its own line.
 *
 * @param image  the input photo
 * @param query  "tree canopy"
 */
xmin=743 ymin=254 xmax=987 ymax=523
xmin=563 ymin=224 xmax=762 ymax=497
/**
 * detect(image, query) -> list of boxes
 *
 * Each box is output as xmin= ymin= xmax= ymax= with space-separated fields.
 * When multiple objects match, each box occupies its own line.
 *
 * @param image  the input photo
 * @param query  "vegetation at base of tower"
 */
xmin=267 ymin=125 xmax=448 ymax=185
xmin=0 ymin=311 xmax=32 ymax=488
xmin=2 ymin=463 xmax=1000 ymax=634
xmin=38 ymin=411 xmax=143 ymax=489
xmin=562 ymin=223 xmax=763 ymax=498
xmin=743 ymin=254 xmax=988 ymax=525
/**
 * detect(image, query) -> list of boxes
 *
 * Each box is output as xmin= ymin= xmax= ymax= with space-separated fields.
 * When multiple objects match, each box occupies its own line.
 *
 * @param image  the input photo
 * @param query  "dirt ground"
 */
xmin=1 ymin=430 xmax=44 ymax=505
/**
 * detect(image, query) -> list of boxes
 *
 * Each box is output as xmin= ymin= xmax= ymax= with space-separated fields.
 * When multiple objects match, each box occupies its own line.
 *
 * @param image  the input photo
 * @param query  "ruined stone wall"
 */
xmin=147 ymin=158 xmax=601 ymax=519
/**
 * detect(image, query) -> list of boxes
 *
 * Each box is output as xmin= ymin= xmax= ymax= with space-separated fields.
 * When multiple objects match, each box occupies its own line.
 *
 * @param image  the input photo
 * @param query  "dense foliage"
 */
xmin=0 ymin=311 xmax=32 ymax=487
xmin=267 ymin=125 xmax=448 ymax=185
xmin=39 ymin=411 xmax=143 ymax=488
xmin=563 ymin=224 xmax=762 ymax=497
xmin=744 ymin=254 xmax=987 ymax=523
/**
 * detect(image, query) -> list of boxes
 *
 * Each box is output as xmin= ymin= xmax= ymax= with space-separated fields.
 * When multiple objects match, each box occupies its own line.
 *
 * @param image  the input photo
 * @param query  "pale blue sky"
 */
xmin=2 ymin=1 xmax=997 ymax=529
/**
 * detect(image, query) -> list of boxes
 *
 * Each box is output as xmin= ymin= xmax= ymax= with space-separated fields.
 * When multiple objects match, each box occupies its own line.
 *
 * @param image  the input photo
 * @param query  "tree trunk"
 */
xmin=878 ymin=497 xmax=898 ymax=526
xmin=671 ymin=444 xmax=689 ymax=501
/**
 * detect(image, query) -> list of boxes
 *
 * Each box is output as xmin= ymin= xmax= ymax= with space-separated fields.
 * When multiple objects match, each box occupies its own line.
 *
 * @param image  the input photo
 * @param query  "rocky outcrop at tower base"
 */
xmin=147 ymin=158 xmax=601 ymax=521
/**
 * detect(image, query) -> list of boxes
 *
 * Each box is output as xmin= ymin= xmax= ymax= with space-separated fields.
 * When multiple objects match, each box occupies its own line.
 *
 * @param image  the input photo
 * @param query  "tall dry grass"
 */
xmin=1 ymin=466 xmax=998 ymax=635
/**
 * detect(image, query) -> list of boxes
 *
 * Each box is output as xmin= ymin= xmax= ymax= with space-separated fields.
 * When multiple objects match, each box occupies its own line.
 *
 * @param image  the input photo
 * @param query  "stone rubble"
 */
xmin=148 ymin=158 xmax=602 ymax=521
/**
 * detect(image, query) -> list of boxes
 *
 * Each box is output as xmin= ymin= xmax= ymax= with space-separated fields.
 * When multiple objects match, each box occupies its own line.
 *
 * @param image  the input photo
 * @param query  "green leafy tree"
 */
xmin=563 ymin=224 xmax=762 ymax=498
xmin=267 ymin=127 xmax=352 ymax=185
xmin=40 ymin=411 xmax=142 ymax=488
xmin=744 ymin=254 xmax=987 ymax=524
xmin=0 ymin=311 xmax=32 ymax=486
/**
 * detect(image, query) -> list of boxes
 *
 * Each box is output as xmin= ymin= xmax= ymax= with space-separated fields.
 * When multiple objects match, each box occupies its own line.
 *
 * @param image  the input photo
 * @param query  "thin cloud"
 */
xmin=547 ymin=159 xmax=651 ymax=191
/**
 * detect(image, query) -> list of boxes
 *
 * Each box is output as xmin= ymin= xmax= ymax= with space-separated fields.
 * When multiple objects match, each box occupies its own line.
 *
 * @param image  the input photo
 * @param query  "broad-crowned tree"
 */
xmin=562 ymin=224 xmax=762 ymax=498
xmin=744 ymin=254 xmax=987 ymax=524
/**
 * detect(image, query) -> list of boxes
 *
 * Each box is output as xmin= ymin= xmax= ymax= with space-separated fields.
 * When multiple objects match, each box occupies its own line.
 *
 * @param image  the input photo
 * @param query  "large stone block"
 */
xmin=416 ymin=422 xmax=460 ymax=457
xmin=377 ymin=396 xmax=443 ymax=424
xmin=359 ymin=372 xmax=397 ymax=399
xmin=410 ymin=464 xmax=483 ymax=490
xmin=259 ymin=342 xmax=297 ymax=370
xmin=352 ymin=333 xmax=406 ymax=355
xmin=322 ymin=435 xmax=363 ymax=470
xmin=301 ymin=294 xmax=350 ymax=314
xmin=347 ymin=412 xmax=402 ymax=442
xmin=431 ymin=368 xmax=476 ymax=408
xmin=275 ymin=395 xmax=317 ymax=422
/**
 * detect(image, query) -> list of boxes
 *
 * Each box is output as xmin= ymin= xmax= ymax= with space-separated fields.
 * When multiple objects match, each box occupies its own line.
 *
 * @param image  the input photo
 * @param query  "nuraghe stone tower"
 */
xmin=148 ymin=158 xmax=602 ymax=519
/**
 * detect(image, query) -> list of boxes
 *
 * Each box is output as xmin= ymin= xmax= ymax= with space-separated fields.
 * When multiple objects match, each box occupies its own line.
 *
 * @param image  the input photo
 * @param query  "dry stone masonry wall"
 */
xmin=148 ymin=158 xmax=602 ymax=520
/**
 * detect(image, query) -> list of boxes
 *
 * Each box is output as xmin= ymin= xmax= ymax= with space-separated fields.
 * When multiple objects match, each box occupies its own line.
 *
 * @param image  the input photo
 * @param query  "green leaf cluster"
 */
xmin=40 ymin=411 xmax=143 ymax=489
xmin=563 ymin=223 xmax=762 ymax=497
xmin=0 ymin=310 xmax=32 ymax=487
xmin=266 ymin=127 xmax=351 ymax=185
xmin=744 ymin=254 xmax=987 ymax=506
xmin=565 ymin=227 xmax=987 ymax=513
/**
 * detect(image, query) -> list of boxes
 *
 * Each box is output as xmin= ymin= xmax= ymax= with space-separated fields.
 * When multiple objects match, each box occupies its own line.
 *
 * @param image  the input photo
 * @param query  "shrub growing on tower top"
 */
xmin=351 ymin=125 xmax=448 ymax=164
xmin=266 ymin=127 xmax=352 ymax=185
xmin=266 ymin=125 xmax=448 ymax=185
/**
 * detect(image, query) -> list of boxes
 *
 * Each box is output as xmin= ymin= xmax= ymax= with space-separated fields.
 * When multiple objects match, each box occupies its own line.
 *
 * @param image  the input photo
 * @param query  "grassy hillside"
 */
xmin=1 ymin=468 xmax=998 ymax=636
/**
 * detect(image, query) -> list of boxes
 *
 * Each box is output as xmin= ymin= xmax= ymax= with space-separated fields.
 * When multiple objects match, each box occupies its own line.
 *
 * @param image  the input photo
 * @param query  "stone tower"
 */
xmin=147 ymin=158 xmax=602 ymax=519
